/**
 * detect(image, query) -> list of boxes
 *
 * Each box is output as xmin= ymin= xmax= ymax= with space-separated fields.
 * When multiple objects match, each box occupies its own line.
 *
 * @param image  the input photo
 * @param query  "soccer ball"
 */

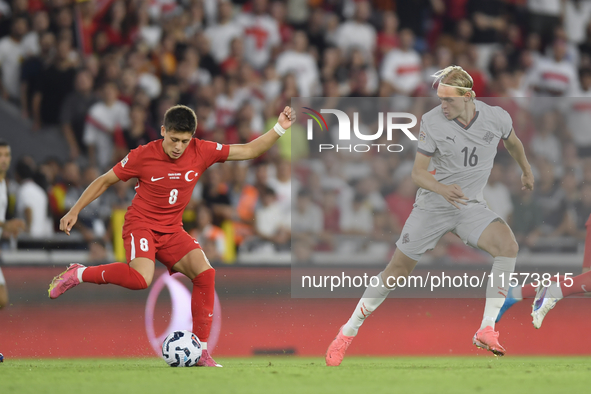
xmin=161 ymin=330 xmax=202 ymax=367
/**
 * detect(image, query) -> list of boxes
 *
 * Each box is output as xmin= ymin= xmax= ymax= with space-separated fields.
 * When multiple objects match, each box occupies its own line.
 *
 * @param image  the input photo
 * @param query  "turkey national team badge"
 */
xmin=419 ymin=130 xmax=426 ymax=142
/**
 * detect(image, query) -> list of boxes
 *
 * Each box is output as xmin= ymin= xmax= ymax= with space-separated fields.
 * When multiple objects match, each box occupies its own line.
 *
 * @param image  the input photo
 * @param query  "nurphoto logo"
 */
xmin=303 ymin=107 xmax=418 ymax=153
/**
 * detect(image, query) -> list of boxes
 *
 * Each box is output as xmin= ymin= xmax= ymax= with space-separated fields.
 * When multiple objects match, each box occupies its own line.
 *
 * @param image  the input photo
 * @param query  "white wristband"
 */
xmin=0 ymin=267 xmax=5 ymax=285
xmin=273 ymin=122 xmax=286 ymax=136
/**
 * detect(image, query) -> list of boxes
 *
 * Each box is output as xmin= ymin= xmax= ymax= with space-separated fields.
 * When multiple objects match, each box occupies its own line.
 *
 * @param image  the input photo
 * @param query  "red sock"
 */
xmin=82 ymin=263 xmax=148 ymax=290
xmin=521 ymin=282 xmax=538 ymax=299
xmin=561 ymin=270 xmax=591 ymax=297
xmin=521 ymin=275 xmax=564 ymax=298
xmin=584 ymin=220 xmax=591 ymax=271
xmin=191 ymin=268 xmax=215 ymax=343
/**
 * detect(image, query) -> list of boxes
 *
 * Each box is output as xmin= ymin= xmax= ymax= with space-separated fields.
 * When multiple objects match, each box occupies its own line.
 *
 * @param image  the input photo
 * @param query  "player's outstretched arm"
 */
xmin=503 ymin=129 xmax=534 ymax=191
xmin=60 ymin=169 xmax=120 ymax=235
xmin=411 ymin=152 xmax=468 ymax=209
xmin=226 ymin=106 xmax=294 ymax=161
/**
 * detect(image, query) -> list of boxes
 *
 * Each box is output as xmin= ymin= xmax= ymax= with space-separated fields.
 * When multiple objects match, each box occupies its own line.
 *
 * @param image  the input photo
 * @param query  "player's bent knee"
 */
xmin=501 ymin=239 xmax=519 ymax=257
xmin=384 ymin=264 xmax=412 ymax=282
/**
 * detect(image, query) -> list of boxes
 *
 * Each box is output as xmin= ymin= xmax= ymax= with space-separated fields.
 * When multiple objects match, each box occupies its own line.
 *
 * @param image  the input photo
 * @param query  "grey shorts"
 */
xmin=395 ymin=203 xmax=500 ymax=261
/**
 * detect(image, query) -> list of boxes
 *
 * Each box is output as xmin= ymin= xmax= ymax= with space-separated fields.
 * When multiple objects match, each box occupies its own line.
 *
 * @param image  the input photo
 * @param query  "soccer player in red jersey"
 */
xmin=48 ymin=105 xmax=294 ymax=366
xmin=496 ymin=213 xmax=591 ymax=325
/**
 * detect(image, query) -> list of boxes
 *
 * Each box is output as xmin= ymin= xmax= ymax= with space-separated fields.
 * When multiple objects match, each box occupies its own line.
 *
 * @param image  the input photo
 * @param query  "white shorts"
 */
xmin=395 ymin=203 xmax=500 ymax=261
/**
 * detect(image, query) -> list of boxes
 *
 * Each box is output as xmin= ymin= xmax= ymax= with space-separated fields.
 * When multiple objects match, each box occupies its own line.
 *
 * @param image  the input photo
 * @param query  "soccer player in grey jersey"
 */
xmin=326 ymin=66 xmax=535 ymax=364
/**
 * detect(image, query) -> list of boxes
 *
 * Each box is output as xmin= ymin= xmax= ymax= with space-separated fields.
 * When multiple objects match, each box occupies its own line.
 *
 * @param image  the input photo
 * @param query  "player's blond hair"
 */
xmin=431 ymin=65 xmax=476 ymax=100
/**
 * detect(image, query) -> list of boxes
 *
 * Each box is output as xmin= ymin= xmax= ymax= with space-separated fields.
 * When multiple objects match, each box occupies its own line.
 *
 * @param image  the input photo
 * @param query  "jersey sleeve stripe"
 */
xmin=417 ymin=148 xmax=435 ymax=157
xmin=501 ymin=128 xmax=513 ymax=140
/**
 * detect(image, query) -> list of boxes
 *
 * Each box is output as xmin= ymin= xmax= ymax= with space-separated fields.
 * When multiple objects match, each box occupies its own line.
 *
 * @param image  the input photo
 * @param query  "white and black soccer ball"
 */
xmin=161 ymin=330 xmax=202 ymax=367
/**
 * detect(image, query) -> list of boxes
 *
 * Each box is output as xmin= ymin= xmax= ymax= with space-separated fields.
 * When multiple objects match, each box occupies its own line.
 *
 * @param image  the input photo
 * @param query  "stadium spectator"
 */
xmin=275 ymin=30 xmax=319 ymax=97
xmin=204 ymin=1 xmax=241 ymax=65
xmin=60 ymin=69 xmax=98 ymax=160
xmin=84 ymin=81 xmax=130 ymax=170
xmin=292 ymin=189 xmax=323 ymax=248
xmin=201 ymin=165 xmax=232 ymax=226
xmin=340 ymin=193 xmax=373 ymax=236
xmin=98 ymin=0 xmax=134 ymax=49
xmin=0 ymin=17 xmax=27 ymax=104
xmin=253 ymin=186 xmax=290 ymax=251
xmin=32 ymin=36 xmax=77 ymax=129
xmin=15 ymin=158 xmax=51 ymax=238
xmin=527 ymin=0 xmax=562 ymax=45
xmin=334 ymin=1 xmax=376 ymax=62
xmin=562 ymin=168 xmax=581 ymax=206
xmin=305 ymin=7 xmax=327 ymax=56
xmin=511 ymin=185 xmax=543 ymax=249
xmin=395 ymin=0 xmax=444 ymax=45
xmin=467 ymin=0 xmax=507 ymax=70
xmin=268 ymin=159 xmax=292 ymax=213
xmin=522 ymin=38 xmax=580 ymax=98
xmin=564 ymin=68 xmax=591 ymax=157
xmin=380 ymin=28 xmax=422 ymax=96
xmin=119 ymin=104 xmax=158 ymax=152
xmin=386 ymin=175 xmax=417 ymax=235
xmin=270 ymin=0 xmax=292 ymax=44
xmin=376 ymin=11 xmax=399 ymax=64
xmin=530 ymin=111 xmax=562 ymax=168
xmin=20 ymin=31 xmax=55 ymax=119
xmin=191 ymin=204 xmax=226 ymax=263
xmin=484 ymin=163 xmax=514 ymax=222
xmin=252 ymin=160 xmax=269 ymax=195
xmin=215 ymin=76 xmax=246 ymax=127
xmin=321 ymin=188 xmax=340 ymax=235
xmin=228 ymin=162 xmax=258 ymax=246
xmin=21 ymin=10 xmax=49 ymax=57
xmin=236 ymin=0 xmax=280 ymax=70
xmin=563 ymin=0 xmax=591 ymax=45
xmin=534 ymin=159 xmax=571 ymax=241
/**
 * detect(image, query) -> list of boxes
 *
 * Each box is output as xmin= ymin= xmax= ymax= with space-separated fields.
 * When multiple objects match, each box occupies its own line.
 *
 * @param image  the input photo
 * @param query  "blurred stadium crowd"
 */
xmin=2 ymin=0 xmax=591 ymax=264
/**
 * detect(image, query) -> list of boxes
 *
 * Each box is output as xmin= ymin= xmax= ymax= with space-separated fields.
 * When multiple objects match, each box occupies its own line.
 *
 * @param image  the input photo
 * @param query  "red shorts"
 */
xmin=123 ymin=227 xmax=201 ymax=274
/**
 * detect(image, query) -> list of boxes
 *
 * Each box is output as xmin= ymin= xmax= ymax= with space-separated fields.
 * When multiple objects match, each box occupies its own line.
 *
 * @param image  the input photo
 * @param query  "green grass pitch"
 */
xmin=3 ymin=356 xmax=591 ymax=394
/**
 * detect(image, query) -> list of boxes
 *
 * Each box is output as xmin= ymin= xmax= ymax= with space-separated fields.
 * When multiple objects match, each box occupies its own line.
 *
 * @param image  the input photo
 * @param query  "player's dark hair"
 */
xmin=0 ymin=139 xmax=9 ymax=148
xmin=163 ymin=105 xmax=198 ymax=134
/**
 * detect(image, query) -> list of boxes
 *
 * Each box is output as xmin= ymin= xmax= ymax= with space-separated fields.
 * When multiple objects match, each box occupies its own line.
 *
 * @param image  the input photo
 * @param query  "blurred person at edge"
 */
xmin=0 ymin=140 xmax=26 ymax=309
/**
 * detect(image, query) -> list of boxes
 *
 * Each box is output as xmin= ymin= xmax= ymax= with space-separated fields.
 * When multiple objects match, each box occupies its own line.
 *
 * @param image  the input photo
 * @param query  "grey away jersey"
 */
xmin=416 ymin=100 xmax=513 ymax=212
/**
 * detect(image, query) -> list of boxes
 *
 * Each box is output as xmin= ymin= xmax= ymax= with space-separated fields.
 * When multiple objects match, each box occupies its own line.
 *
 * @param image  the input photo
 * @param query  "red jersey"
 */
xmin=113 ymin=138 xmax=230 ymax=234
